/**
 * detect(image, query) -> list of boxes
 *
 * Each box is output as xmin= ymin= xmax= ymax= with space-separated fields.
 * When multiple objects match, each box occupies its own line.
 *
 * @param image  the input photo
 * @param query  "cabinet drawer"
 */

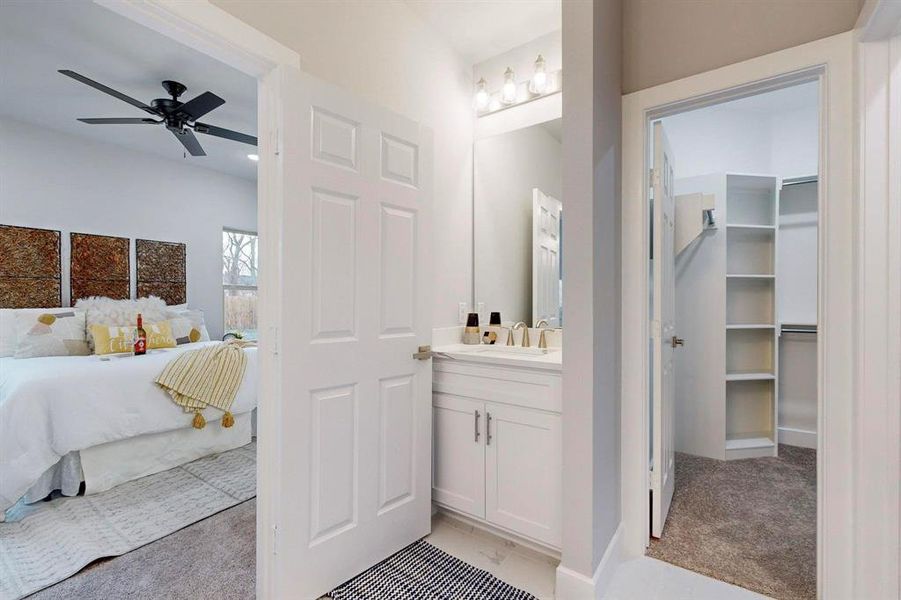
xmin=433 ymin=360 xmax=561 ymax=413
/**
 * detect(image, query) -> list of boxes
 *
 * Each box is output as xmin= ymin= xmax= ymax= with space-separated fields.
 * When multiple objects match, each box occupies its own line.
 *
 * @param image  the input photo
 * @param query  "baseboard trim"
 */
xmin=555 ymin=522 xmax=624 ymax=599
xmin=778 ymin=426 xmax=817 ymax=449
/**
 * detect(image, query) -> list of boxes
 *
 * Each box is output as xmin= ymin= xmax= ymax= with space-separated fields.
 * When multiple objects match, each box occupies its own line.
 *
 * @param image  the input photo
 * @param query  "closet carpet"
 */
xmin=29 ymin=499 xmax=256 ymax=600
xmin=648 ymin=444 xmax=816 ymax=600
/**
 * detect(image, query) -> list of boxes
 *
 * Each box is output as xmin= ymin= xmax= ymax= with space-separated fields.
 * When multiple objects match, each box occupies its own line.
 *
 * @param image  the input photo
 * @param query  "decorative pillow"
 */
xmin=0 ymin=309 xmax=17 ymax=358
xmin=14 ymin=310 xmax=89 ymax=358
xmin=168 ymin=316 xmax=204 ymax=345
xmin=76 ymin=296 xmax=168 ymax=351
xmin=165 ymin=307 xmax=210 ymax=342
xmin=89 ymin=320 xmax=177 ymax=355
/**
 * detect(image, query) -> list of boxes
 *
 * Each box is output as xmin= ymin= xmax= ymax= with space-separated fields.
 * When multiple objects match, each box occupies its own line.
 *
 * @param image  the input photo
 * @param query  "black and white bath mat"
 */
xmin=330 ymin=539 xmax=538 ymax=600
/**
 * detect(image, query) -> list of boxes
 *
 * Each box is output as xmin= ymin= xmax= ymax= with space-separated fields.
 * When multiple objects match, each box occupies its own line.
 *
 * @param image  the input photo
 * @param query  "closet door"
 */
xmin=484 ymin=402 xmax=562 ymax=547
xmin=432 ymin=394 xmax=486 ymax=517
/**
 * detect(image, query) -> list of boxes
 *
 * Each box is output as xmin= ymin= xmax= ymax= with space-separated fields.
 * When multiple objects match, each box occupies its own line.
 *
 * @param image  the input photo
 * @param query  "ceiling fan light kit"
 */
xmin=58 ymin=69 xmax=257 ymax=157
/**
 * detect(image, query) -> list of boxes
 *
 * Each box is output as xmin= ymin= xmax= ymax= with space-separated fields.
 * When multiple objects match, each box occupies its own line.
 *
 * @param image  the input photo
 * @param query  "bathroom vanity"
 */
xmin=431 ymin=343 xmax=562 ymax=552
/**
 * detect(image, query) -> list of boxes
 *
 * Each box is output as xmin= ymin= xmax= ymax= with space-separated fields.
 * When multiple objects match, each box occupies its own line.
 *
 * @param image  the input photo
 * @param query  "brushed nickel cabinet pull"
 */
xmin=486 ymin=412 xmax=493 ymax=445
xmin=474 ymin=410 xmax=480 ymax=443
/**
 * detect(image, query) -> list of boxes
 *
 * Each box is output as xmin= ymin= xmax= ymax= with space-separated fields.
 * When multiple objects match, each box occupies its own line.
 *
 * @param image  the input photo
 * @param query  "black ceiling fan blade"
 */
xmin=170 ymin=128 xmax=206 ymax=156
xmin=175 ymin=92 xmax=225 ymax=121
xmin=58 ymin=70 xmax=157 ymax=115
xmin=193 ymin=122 xmax=257 ymax=146
xmin=78 ymin=118 xmax=161 ymax=125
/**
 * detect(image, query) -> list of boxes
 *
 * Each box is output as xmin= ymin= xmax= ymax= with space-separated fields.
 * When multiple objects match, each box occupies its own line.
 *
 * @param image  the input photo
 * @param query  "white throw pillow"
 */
xmin=75 ymin=296 xmax=169 ymax=351
xmin=166 ymin=307 xmax=210 ymax=342
xmin=14 ymin=309 xmax=89 ymax=358
xmin=0 ymin=309 xmax=17 ymax=357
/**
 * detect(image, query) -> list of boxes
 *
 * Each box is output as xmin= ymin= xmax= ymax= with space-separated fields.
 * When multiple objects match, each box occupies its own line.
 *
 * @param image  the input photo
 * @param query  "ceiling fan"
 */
xmin=58 ymin=69 xmax=257 ymax=157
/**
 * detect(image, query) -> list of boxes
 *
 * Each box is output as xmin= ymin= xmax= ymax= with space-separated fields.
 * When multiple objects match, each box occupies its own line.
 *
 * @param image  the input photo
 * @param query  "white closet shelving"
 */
xmin=673 ymin=173 xmax=780 ymax=460
xmin=724 ymin=174 xmax=779 ymax=459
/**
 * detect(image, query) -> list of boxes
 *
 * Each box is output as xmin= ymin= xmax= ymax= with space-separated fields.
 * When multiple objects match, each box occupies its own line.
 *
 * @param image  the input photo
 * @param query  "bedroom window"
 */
xmin=222 ymin=228 xmax=258 ymax=340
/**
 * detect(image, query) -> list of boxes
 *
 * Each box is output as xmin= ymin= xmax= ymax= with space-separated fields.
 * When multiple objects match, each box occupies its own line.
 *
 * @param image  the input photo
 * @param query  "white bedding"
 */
xmin=0 ymin=341 xmax=257 ymax=515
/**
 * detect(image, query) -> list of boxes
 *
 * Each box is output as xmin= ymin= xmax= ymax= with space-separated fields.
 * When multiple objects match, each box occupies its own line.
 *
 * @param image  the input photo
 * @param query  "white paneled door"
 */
xmin=532 ymin=188 xmax=562 ymax=327
xmin=274 ymin=69 xmax=433 ymax=598
xmin=651 ymin=121 xmax=676 ymax=538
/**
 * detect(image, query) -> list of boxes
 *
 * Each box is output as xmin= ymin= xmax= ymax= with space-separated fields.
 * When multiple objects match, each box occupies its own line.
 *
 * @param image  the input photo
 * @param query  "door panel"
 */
xmin=485 ymin=403 xmax=562 ymax=547
xmin=275 ymin=68 xmax=433 ymax=598
xmin=432 ymin=393 xmax=486 ymax=518
xmin=532 ymin=188 xmax=562 ymax=327
xmin=651 ymin=121 xmax=676 ymax=538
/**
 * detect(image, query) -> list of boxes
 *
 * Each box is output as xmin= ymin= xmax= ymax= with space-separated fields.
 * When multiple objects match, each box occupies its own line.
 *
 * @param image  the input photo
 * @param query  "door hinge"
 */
xmin=272 ymin=524 xmax=278 ymax=556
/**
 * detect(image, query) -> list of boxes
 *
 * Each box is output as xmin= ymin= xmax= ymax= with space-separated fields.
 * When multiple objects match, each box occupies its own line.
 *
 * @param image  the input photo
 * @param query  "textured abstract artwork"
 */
xmin=136 ymin=239 xmax=186 ymax=305
xmin=70 ymin=232 xmax=130 ymax=304
xmin=0 ymin=225 xmax=62 ymax=308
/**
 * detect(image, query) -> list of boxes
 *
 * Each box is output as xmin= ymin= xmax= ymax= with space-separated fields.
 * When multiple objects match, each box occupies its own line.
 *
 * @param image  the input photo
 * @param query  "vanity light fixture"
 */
xmin=247 ymin=153 xmax=259 ymax=161
xmin=473 ymin=77 xmax=490 ymax=110
xmin=529 ymin=54 xmax=548 ymax=94
xmin=502 ymin=67 xmax=517 ymax=105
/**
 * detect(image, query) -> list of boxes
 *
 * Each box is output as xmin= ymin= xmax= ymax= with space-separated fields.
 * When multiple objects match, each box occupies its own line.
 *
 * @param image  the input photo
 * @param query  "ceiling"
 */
xmin=0 ymin=0 xmax=258 ymax=181
xmin=404 ymin=0 xmax=561 ymax=64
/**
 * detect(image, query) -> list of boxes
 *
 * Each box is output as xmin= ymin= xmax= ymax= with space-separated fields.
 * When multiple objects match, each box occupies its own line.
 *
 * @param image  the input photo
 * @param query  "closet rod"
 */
xmin=781 ymin=324 xmax=817 ymax=334
xmin=782 ymin=175 xmax=818 ymax=187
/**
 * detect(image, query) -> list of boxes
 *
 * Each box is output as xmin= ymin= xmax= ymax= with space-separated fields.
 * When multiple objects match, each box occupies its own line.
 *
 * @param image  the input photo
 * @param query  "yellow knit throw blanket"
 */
xmin=155 ymin=340 xmax=254 ymax=429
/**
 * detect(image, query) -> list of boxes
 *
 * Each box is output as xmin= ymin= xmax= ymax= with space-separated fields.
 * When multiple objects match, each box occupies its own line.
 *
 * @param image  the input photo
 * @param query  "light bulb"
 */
xmin=473 ymin=77 xmax=489 ymax=111
xmin=502 ymin=67 xmax=516 ymax=105
xmin=529 ymin=54 xmax=548 ymax=94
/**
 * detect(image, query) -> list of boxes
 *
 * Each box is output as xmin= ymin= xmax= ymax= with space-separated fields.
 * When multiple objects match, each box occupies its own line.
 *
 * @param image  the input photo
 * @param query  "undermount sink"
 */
xmin=456 ymin=344 xmax=550 ymax=355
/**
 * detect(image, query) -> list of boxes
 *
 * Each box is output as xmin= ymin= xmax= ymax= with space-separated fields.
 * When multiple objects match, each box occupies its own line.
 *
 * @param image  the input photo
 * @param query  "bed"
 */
xmin=0 ymin=341 xmax=257 ymax=518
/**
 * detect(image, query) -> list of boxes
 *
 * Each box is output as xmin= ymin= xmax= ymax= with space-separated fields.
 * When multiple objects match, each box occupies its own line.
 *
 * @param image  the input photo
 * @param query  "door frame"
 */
xmin=621 ymin=32 xmax=855 ymax=598
xmin=92 ymin=1 xmax=298 ymax=598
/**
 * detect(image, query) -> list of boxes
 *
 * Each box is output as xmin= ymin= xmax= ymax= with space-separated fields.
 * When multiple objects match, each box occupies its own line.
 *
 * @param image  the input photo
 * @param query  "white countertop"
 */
xmin=432 ymin=343 xmax=562 ymax=372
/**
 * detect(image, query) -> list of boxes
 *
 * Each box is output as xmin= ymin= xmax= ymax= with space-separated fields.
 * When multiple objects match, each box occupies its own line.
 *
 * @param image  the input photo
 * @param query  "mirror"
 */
xmin=474 ymin=118 xmax=562 ymax=327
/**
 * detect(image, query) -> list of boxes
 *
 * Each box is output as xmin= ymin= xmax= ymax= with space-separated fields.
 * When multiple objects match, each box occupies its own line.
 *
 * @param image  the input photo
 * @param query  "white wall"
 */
xmin=210 ymin=0 xmax=474 ymax=327
xmin=663 ymin=99 xmax=818 ymax=179
xmin=474 ymin=122 xmax=561 ymax=324
xmin=558 ymin=0 xmax=622 ymax=592
xmin=0 ymin=118 xmax=257 ymax=340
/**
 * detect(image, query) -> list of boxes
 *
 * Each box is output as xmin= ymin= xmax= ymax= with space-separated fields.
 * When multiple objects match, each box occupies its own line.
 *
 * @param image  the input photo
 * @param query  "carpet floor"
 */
xmin=28 ymin=499 xmax=256 ymax=600
xmin=647 ymin=444 xmax=816 ymax=600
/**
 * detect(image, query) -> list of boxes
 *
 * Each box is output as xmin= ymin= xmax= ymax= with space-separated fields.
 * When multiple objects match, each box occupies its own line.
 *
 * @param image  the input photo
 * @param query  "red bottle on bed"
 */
xmin=134 ymin=313 xmax=147 ymax=355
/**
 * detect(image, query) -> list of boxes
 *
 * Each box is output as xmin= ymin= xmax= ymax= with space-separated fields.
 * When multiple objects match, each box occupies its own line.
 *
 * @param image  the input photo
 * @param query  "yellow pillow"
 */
xmin=90 ymin=321 xmax=177 ymax=355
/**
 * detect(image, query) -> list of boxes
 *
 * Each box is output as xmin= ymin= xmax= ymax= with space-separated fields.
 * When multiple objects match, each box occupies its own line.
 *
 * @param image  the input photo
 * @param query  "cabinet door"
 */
xmin=485 ymin=403 xmax=562 ymax=547
xmin=432 ymin=393 xmax=485 ymax=518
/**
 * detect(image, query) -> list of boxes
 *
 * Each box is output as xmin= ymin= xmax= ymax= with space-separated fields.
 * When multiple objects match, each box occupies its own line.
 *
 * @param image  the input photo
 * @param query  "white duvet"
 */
xmin=0 ymin=342 xmax=257 ymax=515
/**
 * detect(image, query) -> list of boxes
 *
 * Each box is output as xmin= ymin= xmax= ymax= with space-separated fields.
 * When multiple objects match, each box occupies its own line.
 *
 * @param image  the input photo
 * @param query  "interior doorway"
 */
xmin=647 ymin=80 xmax=820 ymax=599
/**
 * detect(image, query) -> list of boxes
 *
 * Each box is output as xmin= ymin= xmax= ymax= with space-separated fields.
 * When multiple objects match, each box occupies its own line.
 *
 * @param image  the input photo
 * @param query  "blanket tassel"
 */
xmin=192 ymin=410 xmax=206 ymax=430
xmin=222 ymin=411 xmax=235 ymax=428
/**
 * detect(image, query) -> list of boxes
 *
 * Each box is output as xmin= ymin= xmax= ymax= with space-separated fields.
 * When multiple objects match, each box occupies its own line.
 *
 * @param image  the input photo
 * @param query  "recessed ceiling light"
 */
xmin=247 ymin=154 xmax=259 ymax=161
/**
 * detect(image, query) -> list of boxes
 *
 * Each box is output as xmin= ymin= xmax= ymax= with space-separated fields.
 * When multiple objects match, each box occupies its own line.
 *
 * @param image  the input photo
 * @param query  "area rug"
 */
xmin=330 ymin=539 xmax=537 ymax=600
xmin=0 ymin=442 xmax=256 ymax=600
xmin=647 ymin=444 xmax=816 ymax=600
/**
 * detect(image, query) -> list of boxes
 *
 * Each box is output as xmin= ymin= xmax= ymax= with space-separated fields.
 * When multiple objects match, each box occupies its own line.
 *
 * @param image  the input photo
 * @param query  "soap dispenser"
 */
xmin=463 ymin=313 xmax=481 ymax=345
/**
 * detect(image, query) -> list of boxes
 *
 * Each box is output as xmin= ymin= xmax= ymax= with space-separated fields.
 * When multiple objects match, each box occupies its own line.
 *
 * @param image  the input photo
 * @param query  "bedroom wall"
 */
xmin=209 ymin=0 xmax=474 ymax=328
xmin=0 ymin=117 xmax=257 ymax=340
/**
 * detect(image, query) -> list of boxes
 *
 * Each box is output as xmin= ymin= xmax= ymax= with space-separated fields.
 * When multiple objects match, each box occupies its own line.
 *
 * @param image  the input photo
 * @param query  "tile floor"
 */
xmin=425 ymin=511 xmax=771 ymax=600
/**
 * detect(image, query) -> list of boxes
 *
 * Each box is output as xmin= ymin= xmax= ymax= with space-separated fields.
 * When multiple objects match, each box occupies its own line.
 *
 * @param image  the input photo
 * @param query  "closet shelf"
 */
xmin=726 ymin=371 xmax=776 ymax=381
xmin=726 ymin=324 xmax=775 ymax=329
xmin=725 ymin=436 xmax=775 ymax=451
xmin=726 ymin=273 xmax=775 ymax=279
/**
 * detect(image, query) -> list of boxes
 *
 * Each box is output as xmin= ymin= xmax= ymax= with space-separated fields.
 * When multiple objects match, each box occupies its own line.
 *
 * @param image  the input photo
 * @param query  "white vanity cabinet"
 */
xmin=431 ymin=356 xmax=562 ymax=549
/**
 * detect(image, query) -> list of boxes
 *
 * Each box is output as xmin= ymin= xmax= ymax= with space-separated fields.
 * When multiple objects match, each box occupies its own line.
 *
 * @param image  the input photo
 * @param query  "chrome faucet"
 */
xmin=535 ymin=319 xmax=551 ymax=349
xmin=513 ymin=321 xmax=530 ymax=348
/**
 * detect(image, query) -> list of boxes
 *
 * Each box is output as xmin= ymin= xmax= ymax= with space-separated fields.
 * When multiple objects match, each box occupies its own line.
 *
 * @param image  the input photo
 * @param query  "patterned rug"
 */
xmin=330 ymin=539 xmax=538 ymax=600
xmin=0 ymin=442 xmax=256 ymax=600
